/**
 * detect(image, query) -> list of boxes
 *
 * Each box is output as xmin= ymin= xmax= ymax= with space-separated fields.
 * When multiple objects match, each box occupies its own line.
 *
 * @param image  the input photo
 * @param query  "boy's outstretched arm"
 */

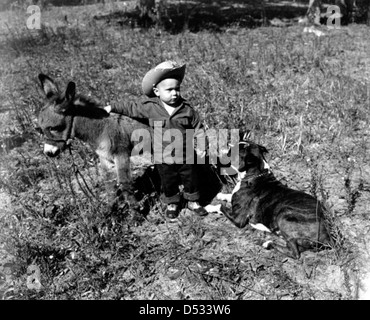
xmin=104 ymin=100 xmax=149 ymax=119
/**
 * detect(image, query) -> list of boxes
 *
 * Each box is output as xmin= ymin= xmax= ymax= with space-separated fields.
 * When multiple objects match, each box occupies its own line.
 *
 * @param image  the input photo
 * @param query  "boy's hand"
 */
xmin=104 ymin=105 xmax=112 ymax=114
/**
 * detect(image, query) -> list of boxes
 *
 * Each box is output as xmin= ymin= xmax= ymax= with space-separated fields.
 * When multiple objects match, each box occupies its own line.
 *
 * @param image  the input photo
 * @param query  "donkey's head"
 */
xmin=37 ymin=74 xmax=107 ymax=157
xmin=37 ymin=74 xmax=78 ymax=157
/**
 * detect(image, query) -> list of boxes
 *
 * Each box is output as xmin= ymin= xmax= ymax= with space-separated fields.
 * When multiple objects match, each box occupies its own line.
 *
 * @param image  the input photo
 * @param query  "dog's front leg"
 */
xmin=205 ymin=204 xmax=231 ymax=217
xmin=216 ymin=193 xmax=232 ymax=202
xmin=205 ymin=203 xmax=223 ymax=213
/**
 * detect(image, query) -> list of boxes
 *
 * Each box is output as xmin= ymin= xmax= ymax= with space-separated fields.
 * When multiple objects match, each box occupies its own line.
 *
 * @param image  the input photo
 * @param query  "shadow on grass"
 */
xmin=94 ymin=0 xmax=308 ymax=33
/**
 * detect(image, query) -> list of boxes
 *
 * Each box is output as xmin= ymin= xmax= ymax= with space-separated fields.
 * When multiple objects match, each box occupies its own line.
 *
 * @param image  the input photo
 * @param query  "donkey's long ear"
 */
xmin=65 ymin=81 xmax=76 ymax=102
xmin=39 ymin=74 xmax=59 ymax=99
xmin=52 ymin=81 xmax=76 ymax=114
xmin=53 ymin=81 xmax=77 ymax=114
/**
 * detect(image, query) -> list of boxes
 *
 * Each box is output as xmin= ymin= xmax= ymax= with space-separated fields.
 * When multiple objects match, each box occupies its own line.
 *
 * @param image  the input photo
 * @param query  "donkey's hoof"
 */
xmin=109 ymin=200 xmax=129 ymax=214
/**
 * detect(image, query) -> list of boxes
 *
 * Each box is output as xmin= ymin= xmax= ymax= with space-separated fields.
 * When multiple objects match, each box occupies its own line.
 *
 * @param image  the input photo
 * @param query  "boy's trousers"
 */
xmin=156 ymin=163 xmax=200 ymax=204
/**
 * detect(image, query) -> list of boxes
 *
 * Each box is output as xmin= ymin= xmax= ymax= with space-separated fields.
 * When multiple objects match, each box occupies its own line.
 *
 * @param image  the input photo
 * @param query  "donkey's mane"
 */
xmin=71 ymin=94 xmax=146 ymax=125
xmin=71 ymin=94 xmax=109 ymax=119
xmin=74 ymin=94 xmax=101 ymax=108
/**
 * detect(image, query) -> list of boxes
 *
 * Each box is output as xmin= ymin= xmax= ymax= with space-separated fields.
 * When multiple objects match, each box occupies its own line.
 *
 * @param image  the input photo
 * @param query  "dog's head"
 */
xmin=238 ymin=134 xmax=269 ymax=173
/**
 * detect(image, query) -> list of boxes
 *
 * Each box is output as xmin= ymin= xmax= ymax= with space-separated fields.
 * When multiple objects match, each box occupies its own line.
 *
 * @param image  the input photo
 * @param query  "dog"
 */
xmin=206 ymin=136 xmax=332 ymax=259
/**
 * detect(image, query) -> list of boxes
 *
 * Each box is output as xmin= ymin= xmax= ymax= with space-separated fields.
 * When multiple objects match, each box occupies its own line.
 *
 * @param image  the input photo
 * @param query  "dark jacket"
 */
xmin=111 ymin=97 xmax=206 ymax=164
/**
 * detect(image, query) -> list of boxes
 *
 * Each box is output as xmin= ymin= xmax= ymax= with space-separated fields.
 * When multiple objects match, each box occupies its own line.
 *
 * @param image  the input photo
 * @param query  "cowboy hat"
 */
xmin=142 ymin=61 xmax=186 ymax=98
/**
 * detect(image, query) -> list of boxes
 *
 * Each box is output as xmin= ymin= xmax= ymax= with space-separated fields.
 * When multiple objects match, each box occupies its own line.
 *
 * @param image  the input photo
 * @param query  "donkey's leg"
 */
xmin=115 ymin=152 xmax=133 ymax=191
xmin=114 ymin=153 xmax=139 ymax=208
xmin=98 ymin=156 xmax=123 ymax=212
xmin=99 ymin=156 xmax=117 ymax=194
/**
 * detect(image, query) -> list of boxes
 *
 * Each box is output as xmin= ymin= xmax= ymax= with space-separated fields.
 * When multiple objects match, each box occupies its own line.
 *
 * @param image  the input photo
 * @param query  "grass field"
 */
xmin=0 ymin=0 xmax=370 ymax=300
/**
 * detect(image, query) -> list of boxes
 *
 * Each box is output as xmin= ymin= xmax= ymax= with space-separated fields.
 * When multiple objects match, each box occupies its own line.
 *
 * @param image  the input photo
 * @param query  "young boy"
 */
xmin=104 ymin=60 xmax=208 ymax=219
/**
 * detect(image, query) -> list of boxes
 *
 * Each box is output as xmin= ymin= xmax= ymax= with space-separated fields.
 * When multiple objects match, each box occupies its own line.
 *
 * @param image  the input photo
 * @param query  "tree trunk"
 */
xmin=335 ymin=0 xmax=355 ymax=25
xmin=137 ymin=0 xmax=155 ymax=15
xmin=136 ymin=0 xmax=156 ymax=27
xmin=306 ymin=0 xmax=322 ymax=25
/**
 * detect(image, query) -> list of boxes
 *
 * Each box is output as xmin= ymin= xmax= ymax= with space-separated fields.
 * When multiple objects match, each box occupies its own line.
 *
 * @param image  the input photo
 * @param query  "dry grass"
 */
xmin=0 ymin=1 xmax=370 ymax=300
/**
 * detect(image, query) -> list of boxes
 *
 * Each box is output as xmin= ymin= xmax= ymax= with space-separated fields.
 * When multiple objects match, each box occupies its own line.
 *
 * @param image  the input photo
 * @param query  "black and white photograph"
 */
xmin=0 ymin=0 xmax=370 ymax=304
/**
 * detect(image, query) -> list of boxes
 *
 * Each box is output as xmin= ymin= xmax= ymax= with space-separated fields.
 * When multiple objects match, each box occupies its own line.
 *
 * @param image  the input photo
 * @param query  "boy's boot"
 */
xmin=165 ymin=203 xmax=180 ymax=219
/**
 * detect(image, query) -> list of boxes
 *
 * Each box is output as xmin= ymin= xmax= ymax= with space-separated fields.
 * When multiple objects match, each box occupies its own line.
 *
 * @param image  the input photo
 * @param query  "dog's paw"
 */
xmin=205 ymin=204 xmax=222 ymax=213
xmin=216 ymin=193 xmax=232 ymax=202
xmin=250 ymin=223 xmax=271 ymax=233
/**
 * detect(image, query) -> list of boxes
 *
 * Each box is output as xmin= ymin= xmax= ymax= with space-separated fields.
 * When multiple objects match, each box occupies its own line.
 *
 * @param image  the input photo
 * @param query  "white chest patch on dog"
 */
xmin=231 ymin=171 xmax=246 ymax=195
xmin=232 ymin=181 xmax=241 ymax=195
xmin=216 ymin=193 xmax=232 ymax=202
xmin=205 ymin=204 xmax=222 ymax=213
xmin=250 ymin=223 xmax=271 ymax=233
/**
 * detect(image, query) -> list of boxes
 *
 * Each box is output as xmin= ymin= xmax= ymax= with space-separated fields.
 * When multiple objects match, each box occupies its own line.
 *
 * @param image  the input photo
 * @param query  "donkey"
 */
xmin=206 ymin=134 xmax=333 ymax=259
xmin=37 ymin=74 xmax=152 ymax=206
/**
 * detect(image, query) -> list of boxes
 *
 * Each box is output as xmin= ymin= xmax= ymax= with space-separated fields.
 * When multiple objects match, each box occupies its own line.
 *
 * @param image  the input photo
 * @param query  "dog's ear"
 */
xmin=239 ymin=130 xmax=251 ymax=142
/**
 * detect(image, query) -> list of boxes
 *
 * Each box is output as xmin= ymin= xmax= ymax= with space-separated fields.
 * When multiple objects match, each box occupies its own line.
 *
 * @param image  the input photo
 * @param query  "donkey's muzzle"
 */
xmin=43 ymin=143 xmax=61 ymax=157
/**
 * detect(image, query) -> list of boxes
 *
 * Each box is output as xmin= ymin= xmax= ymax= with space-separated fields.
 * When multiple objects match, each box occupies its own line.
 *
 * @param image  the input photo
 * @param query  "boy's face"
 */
xmin=153 ymin=78 xmax=181 ymax=107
